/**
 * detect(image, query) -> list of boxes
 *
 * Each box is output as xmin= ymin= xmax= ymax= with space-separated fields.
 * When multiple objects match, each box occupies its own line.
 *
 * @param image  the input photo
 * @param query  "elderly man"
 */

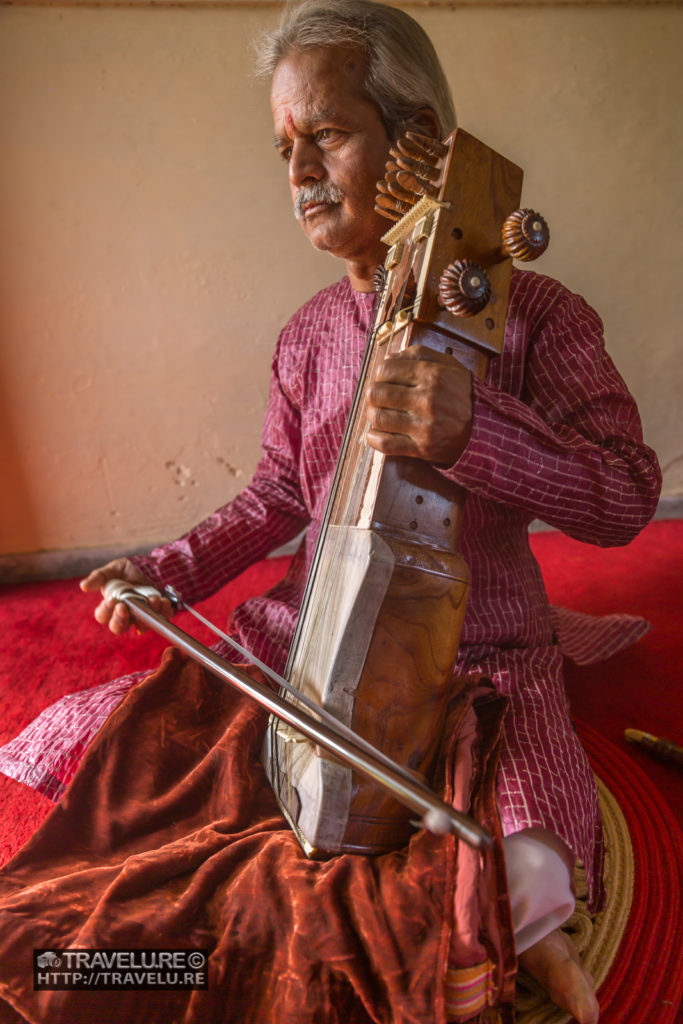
xmin=0 ymin=2 xmax=660 ymax=1023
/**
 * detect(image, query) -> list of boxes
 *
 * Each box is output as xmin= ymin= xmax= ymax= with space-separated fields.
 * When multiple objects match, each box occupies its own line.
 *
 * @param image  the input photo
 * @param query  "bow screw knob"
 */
xmin=501 ymin=209 xmax=549 ymax=261
xmin=439 ymin=260 xmax=492 ymax=317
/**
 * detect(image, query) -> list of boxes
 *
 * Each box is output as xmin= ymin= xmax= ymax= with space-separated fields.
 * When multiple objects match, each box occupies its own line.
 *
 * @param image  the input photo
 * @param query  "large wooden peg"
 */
xmin=500 ymin=208 xmax=550 ymax=261
xmin=439 ymin=259 xmax=492 ymax=318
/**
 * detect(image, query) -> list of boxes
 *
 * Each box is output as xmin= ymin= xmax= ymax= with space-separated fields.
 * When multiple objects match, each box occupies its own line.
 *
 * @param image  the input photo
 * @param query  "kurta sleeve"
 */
xmin=130 ymin=337 xmax=310 ymax=604
xmin=443 ymin=277 xmax=661 ymax=545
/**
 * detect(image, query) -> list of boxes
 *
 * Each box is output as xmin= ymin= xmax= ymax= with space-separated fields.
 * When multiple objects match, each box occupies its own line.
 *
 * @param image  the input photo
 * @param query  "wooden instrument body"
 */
xmin=263 ymin=130 xmax=526 ymax=856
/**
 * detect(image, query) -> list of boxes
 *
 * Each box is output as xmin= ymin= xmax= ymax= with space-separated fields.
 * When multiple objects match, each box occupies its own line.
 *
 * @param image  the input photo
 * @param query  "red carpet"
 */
xmin=530 ymin=521 xmax=682 ymax=818
xmin=576 ymin=720 xmax=683 ymax=1023
xmin=0 ymin=521 xmax=681 ymax=1021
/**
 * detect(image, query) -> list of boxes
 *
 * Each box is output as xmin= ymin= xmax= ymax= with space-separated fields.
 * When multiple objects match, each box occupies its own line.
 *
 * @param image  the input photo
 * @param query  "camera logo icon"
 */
xmin=36 ymin=952 xmax=61 ymax=969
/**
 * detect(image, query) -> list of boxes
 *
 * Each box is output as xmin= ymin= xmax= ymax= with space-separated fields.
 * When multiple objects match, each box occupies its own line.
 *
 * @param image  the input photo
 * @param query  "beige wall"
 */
xmin=0 ymin=3 xmax=681 ymax=570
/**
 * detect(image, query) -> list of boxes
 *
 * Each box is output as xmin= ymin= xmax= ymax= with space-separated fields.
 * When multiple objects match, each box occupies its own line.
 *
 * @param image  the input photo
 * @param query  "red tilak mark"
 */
xmin=284 ymin=110 xmax=296 ymax=136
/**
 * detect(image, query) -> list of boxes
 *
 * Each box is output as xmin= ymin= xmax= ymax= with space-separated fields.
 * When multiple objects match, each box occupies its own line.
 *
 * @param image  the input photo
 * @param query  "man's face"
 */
xmin=270 ymin=47 xmax=393 ymax=268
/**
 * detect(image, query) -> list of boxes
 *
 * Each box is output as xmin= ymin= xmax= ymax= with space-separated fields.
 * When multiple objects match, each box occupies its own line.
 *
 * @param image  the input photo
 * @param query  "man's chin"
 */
xmin=300 ymin=220 xmax=342 ymax=256
xmin=306 ymin=237 xmax=337 ymax=257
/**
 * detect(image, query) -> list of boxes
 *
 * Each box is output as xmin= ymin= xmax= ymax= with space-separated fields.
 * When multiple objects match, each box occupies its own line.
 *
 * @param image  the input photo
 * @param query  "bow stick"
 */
xmin=103 ymin=579 xmax=491 ymax=851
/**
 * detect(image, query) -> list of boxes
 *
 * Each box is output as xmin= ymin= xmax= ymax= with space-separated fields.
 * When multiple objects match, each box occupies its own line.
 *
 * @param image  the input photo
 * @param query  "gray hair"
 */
xmin=253 ymin=0 xmax=456 ymax=141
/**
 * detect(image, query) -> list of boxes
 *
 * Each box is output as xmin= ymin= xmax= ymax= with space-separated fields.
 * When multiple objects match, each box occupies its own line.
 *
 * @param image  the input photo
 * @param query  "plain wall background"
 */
xmin=1 ymin=1 xmax=681 ymax=572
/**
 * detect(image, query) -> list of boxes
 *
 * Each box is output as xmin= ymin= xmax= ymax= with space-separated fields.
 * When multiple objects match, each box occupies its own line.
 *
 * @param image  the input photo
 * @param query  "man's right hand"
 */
xmin=80 ymin=558 xmax=174 ymax=635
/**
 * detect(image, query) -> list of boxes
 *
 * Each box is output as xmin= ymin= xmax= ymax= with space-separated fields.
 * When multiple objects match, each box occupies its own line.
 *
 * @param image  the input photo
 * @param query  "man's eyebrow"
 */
xmin=272 ymin=108 xmax=354 ymax=148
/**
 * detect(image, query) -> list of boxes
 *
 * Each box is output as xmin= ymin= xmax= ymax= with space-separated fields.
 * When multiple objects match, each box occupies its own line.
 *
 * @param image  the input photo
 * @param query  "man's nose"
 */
xmin=288 ymin=139 xmax=324 ymax=189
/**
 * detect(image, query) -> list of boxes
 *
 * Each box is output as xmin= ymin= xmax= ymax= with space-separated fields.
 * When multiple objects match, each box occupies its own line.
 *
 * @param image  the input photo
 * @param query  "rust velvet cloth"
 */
xmin=0 ymin=648 xmax=512 ymax=1024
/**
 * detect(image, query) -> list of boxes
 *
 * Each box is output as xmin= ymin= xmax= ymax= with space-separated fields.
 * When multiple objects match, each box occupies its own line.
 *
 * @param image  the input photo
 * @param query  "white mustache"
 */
xmin=294 ymin=182 xmax=344 ymax=221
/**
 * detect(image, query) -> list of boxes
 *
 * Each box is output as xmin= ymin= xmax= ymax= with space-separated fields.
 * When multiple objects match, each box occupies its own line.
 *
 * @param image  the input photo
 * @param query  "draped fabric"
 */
xmin=0 ymin=650 xmax=515 ymax=1024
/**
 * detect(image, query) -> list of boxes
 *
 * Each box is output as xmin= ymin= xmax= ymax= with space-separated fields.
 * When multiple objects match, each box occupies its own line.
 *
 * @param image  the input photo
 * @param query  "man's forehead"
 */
xmin=270 ymin=47 xmax=372 ymax=132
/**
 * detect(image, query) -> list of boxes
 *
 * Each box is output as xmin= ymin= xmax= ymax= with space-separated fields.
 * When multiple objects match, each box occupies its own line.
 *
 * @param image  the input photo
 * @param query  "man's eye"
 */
xmin=316 ymin=128 xmax=338 ymax=144
xmin=280 ymin=147 xmax=292 ymax=162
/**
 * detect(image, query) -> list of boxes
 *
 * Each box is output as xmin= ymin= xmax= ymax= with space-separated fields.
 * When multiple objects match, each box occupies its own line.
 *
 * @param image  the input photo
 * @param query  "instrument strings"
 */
xmin=268 ymin=243 xmax=418 ymax=810
xmin=269 ymin=281 xmax=396 ymax=805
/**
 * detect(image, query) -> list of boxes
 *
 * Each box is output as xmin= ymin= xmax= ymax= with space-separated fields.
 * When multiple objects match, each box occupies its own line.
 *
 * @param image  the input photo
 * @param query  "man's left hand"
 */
xmin=365 ymin=345 xmax=473 ymax=465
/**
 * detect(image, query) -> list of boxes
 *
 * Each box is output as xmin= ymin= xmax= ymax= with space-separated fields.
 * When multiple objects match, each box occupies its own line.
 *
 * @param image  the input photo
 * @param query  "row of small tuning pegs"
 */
xmin=375 ymin=131 xmax=449 ymax=222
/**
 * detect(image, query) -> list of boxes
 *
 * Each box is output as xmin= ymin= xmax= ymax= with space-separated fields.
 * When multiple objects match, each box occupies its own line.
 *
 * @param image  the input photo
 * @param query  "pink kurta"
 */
xmin=0 ymin=270 xmax=660 ymax=909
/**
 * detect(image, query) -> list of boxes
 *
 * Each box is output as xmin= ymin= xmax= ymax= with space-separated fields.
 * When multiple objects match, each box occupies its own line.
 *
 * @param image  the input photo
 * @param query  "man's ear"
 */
xmin=410 ymin=107 xmax=442 ymax=140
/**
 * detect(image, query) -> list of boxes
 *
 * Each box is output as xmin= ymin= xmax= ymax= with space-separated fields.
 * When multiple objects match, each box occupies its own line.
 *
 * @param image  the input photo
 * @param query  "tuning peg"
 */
xmin=393 ymin=140 xmax=440 ymax=171
xmin=402 ymin=131 xmax=449 ymax=162
xmin=374 ymin=187 xmax=405 ymax=222
xmin=387 ymin=138 xmax=445 ymax=200
xmin=375 ymin=176 xmax=418 ymax=222
xmin=501 ymin=209 xmax=549 ymax=261
xmin=383 ymin=168 xmax=420 ymax=206
xmin=374 ymin=201 xmax=402 ymax=223
xmin=439 ymin=260 xmax=491 ymax=317
xmin=394 ymin=169 xmax=440 ymax=200
xmin=391 ymin=146 xmax=441 ymax=177
xmin=389 ymin=148 xmax=444 ymax=192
